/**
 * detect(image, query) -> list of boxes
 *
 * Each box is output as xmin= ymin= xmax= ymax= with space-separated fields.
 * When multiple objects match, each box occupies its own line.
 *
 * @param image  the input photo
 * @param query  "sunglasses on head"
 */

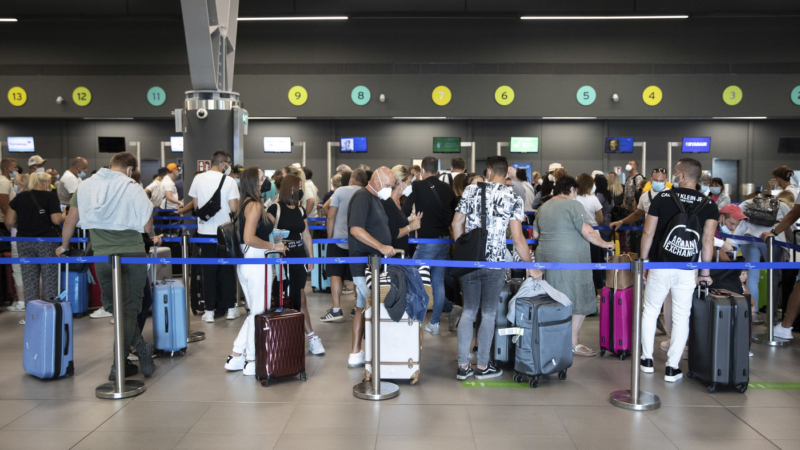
xmin=652 ymin=168 xmax=667 ymax=174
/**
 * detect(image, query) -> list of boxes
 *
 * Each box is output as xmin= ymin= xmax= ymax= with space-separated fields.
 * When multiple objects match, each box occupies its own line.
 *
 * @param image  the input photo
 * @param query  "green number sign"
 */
xmin=147 ymin=87 xmax=166 ymax=106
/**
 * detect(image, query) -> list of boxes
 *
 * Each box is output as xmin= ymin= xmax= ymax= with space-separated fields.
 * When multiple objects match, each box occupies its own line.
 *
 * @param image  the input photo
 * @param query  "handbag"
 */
xmin=29 ymin=191 xmax=63 ymax=238
xmin=196 ymin=174 xmax=227 ymax=222
xmin=451 ymin=183 xmax=488 ymax=278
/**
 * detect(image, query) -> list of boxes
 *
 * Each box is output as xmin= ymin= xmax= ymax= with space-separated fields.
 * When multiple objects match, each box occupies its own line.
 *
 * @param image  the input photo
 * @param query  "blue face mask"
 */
xmin=651 ymin=182 xmax=666 ymax=192
xmin=710 ymin=187 xmax=721 ymax=195
xmin=78 ymin=170 xmax=86 ymax=179
xmin=700 ymin=185 xmax=709 ymax=194
xmin=13 ymin=185 xmax=18 ymax=194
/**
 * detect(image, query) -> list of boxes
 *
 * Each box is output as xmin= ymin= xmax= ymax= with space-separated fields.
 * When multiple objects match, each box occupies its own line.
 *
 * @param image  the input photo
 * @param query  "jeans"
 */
xmin=641 ymin=269 xmax=696 ymax=369
xmin=413 ymin=241 xmax=454 ymax=325
xmin=457 ymin=268 xmax=505 ymax=367
xmin=742 ymin=242 xmax=782 ymax=312
xmin=353 ymin=275 xmax=369 ymax=309
xmin=96 ymin=252 xmax=148 ymax=352
xmin=233 ymin=246 xmax=272 ymax=358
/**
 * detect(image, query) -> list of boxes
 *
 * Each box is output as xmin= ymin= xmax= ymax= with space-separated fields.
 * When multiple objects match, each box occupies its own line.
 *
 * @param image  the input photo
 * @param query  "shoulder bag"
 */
xmin=196 ymin=175 xmax=227 ymax=222
xmin=450 ymin=182 xmax=488 ymax=278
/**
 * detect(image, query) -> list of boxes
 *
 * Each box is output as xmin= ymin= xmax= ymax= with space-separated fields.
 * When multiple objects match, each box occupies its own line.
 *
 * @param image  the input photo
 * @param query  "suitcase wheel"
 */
xmin=529 ymin=377 xmax=539 ymax=388
xmin=737 ymin=384 xmax=747 ymax=394
xmin=707 ymin=384 xmax=716 ymax=394
xmin=311 ymin=287 xmax=318 ymax=293
xmin=558 ymin=370 xmax=567 ymax=381
xmin=619 ymin=353 xmax=626 ymax=361
xmin=299 ymin=372 xmax=307 ymax=381
xmin=686 ymin=372 xmax=695 ymax=379
xmin=261 ymin=377 xmax=271 ymax=387
xmin=599 ymin=348 xmax=606 ymax=357
xmin=513 ymin=373 xmax=524 ymax=383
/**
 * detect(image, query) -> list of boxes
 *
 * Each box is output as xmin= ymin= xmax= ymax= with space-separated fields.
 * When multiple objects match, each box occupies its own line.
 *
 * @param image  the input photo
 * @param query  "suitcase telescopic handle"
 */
xmin=381 ymin=249 xmax=405 ymax=274
xmin=697 ymin=280 xmax=709 ymax=299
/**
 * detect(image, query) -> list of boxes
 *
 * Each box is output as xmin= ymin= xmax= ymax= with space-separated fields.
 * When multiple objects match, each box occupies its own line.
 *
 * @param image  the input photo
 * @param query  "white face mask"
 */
xmin=591 ymin=185 xmax=596 ymax=194
xmin=35 ymin=167 xmax=45 ymax=173
xmin=537 ymin=178 xmax=543 ymax=185
xmin=224 ymin=165 xmax=231 ymax=176
xmin=411 ymin=176 xmax=417 ymax=182
xmin=625 ymin=164 xmax=633 ymax=172
xmin=402 ymin=184 xmax=413 ymax=197
xmin=548 ymin=174 xmax=555 ymax=182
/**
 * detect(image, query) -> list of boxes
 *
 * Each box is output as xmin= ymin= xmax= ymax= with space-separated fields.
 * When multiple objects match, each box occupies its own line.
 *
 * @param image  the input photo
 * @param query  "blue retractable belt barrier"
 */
xmin=308 ymin=217 xmax=327 ymax=222
xmin=594 ymin=226 xmax=644 ymax=231
xmin=314 ymin=238 xmax=348 ymax=244
xmin=154 ymin=224 xmax=198 ymax=229
xmin=719 ymin=232 xmax=800 ymax=252
xmin=153 ymin=209 xmax=178 ymax=212
xmin=159 ymin=237 xmax=217 ymax=244
xmin=0 ymin=237 xmax=88 ymax=243
xmin=408 ymin=238 xmax=538 ymax=245
xmin=153 ymin=216 xmax=198 ymax=220
xmin=525 ymin=211 xmax=535 ymax=215
xmin=3 ymin=256 xmax=109 ymax=264
xmin=119 ymin=256 xmax=370 ymax=265
xmin=308 ymin=225 xmax=326 ymax=230
xmin=160 ymin=237 xmax=181 ymax=243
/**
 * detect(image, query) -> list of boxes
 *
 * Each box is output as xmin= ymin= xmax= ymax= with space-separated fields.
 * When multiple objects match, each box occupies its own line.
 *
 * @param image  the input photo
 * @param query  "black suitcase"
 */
xmin=687 ymin=285 xmax=750 ymax=394
xmin=163 ymin=240 xmax=183 ymax=277
xmin=493 ymin=279 xmax=522 ymax=367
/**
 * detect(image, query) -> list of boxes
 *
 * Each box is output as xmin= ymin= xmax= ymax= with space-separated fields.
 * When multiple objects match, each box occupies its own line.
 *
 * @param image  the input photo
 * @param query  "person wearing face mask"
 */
xmin=575 ymin=174 xmax=606 ymax=292
xmin=610 ymin=167 xmax=670 ymax=233
xmin=0 ymin=158 xmax=21 ymax=312
xmin=185 ymin=151 xmax=241 ymax=323
xmin=320 ymin=169 xmax=367 ymax=324
xmin=771 ymin=166 xmax=798 ymax=200
xmin=57 ymin=157 xmax=89 ymax=206
xmin=402 ymin=156 xmax=462 ymax=336
xmin=160 ymin=163 xmax=183 ymax=210
xmin=58 ymin=152 xmax=157 ymax=380
xmin=622 ymin=160 xmax=643 ymax=212
xmin=533 ymin=176 xmax=614 ymax=357
xmin=383 ymin=165 xmax=423 ymax=256
xmin=27 ymin=155 xmax=46 ymax=174
xmin=698 ymin=172 xmax=712 ymax=197
xmin=709 ymin=177 xmax=731 ymax=208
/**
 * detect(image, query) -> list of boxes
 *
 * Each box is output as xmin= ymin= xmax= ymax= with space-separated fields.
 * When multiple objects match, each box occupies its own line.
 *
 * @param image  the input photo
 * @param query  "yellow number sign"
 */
xmin=7 ymin=87 xmax=26 ymax=106
xmin=73 ymin=87 xmax=92 ymax=106
xmin=432 ymin=86 xmax=452 ymax=106
xmin=723 ymin=85 xmax=742 ymax=106
xmin=642 ymin=86 xmax=662 ymax=106
xmin=495 ymin=86 xmax=514 ymax=106
xmin=288 ymin=86 xmax=308 ymax=106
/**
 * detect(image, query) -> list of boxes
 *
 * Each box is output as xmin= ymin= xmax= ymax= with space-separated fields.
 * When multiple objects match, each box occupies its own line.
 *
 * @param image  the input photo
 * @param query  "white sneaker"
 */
xmin=110 ymin=318 xmax=114 ymax=324
xmin=7 ymin=301 xmax=25 ymax=312
xmin=348 ymin=350 xmax=365 ymax=368
xmin=425 ymin=322 xmax=440 ymax=335
xmin=774 ymin=324 xmax=794 ymax=340
xmin=660 ymin=340 xmax=670 ymax=352
xmin=201 ymin=311 xmax=215 ymax=323
xmin=90 ymin=308 xmax=112 ymax=319
xmin=749 ymin=352 xmax=754 ymax=357
xmin=309 ymin=336 xmax=325 ymax=355
xmin=226 ymin=307 xmax=241 ymax=320
xmin=225 ymin=354 xmax=246 ymax=371
xmin=242 ymin=360 xmax=256 ymax=376
xmin=19 ymin=319 xmax=25 ymax=325
xmin=342 ymin=287 xmax=354 ymax=295
xmin=127 ymin=353 xmax=139 ymax=361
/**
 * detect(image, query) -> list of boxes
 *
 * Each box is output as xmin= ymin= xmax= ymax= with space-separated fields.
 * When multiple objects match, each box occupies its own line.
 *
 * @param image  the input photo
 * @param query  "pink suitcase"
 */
xmin=599 ymin=286 xmax=633 ymax=360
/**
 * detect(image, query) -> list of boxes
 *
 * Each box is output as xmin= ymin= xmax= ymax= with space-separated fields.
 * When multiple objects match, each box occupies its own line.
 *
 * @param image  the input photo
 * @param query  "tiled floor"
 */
xmin=1 ymin=286 xmax=800 ymax=450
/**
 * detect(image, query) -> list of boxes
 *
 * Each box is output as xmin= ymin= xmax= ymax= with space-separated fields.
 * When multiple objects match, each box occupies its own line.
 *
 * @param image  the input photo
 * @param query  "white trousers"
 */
xmin=641 ymin=269 xmax=696 ymax=369
xmin=232 ymin=246 xmax=272 ymax=359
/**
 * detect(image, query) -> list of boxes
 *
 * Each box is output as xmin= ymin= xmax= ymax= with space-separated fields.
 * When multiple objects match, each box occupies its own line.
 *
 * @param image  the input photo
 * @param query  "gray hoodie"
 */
xmin=76 ymin=168 xmax=152 ymax=232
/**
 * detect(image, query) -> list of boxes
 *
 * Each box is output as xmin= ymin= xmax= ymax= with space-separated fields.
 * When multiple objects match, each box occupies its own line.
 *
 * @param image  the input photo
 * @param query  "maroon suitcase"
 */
xmin=255 ymin=263 xmax=307 ymax=387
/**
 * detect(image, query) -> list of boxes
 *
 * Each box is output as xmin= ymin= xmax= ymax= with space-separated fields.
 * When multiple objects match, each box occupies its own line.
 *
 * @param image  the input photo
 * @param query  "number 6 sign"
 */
xmin=495 ymin=86 xmax=515 ymax=106
xmin=432 ymin=86 xmax=452 ymax=106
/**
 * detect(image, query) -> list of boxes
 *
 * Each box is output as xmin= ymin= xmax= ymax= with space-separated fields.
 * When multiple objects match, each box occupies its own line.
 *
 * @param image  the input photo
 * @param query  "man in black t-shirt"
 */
xmin=639 ymin=158 xmax=719 ymax=383
xmin=346 ymin=167 xmax=396 ymax=368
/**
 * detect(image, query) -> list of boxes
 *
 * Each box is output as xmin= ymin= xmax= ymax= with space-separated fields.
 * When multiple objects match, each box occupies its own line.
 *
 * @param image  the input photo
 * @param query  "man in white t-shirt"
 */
xmin=160 ymin=163 xmax=183 ymax=210
xmin=610 ymin=167 xmax=669 ymax=230
xmin=302 ymin=166 xmax=319 ymax=218
xmin=185 ymin=151 xmax=240 ymax=323
xmin=57 ymin=157 xmax=88 ymax=205
xmin=0 ymin=158 xmax=22 ymax=311
xmin=439 ymin=157 xmax=466 ymax=186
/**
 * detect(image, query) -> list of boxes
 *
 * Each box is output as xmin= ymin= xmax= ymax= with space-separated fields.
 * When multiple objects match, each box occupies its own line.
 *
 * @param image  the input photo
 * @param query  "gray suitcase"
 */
xmin=493 ymin=279 xmax=522 ymax=366
xmin=513 ymin=296 xmax=573 ymax=388
xmin=148 ymin=245 xmax=172 ymax=283
xmin=687 ymin=286 xmax=750 ymax=394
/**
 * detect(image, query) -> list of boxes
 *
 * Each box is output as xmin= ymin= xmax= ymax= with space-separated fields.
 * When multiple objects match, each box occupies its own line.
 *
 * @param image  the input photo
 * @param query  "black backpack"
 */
xmin=746 ymin=192 xmax=780 ymax=227
xmin=196 ymin=175 xmax=227 ymax=222
xmin=658 ymin=190 xmax=712 ymax=263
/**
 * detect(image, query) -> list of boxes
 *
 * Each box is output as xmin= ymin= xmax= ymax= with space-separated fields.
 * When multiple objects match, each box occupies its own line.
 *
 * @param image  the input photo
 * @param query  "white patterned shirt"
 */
xmin=456 ymin=182 xmax=524 ymax=264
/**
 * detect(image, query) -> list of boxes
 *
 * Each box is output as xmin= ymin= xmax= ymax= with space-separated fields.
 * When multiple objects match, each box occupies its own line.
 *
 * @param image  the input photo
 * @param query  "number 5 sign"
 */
xmin=197 ymin=160 xmax=210 ymax=172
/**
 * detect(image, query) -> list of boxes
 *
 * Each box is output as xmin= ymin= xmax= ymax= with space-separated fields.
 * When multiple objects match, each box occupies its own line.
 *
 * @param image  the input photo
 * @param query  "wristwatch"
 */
xmin=771 ymin=228 xmax=779 ymax=236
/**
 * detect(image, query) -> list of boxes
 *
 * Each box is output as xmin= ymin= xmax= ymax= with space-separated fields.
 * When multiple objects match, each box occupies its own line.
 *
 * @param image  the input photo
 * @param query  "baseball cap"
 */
xmin=167 ymin=163 xmax=179 ymax=172
xmin=591 ymin=170 xmax=604 ymax=177
xmin=548 ymin=163 xmax=562 ymax=172
xmin=232 ymin=164 xmax=244 ymax=174
xmin=720 ymin=204 xmax=747 ymax=221
xmin=28 ymin=155 xmax=46 ymax=166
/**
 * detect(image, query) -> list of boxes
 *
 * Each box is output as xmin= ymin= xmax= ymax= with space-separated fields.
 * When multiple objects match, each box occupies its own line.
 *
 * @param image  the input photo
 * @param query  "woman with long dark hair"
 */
xmin=225 ymin=168 xmax=287 ymax=375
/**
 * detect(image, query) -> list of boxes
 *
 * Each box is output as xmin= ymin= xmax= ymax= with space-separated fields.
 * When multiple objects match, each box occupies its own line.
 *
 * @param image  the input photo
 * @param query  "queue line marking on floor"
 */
xmin=747 ymin=382 xmax=800 ymax=390
xmin=461 ymin=380 xmax=528 ymax=389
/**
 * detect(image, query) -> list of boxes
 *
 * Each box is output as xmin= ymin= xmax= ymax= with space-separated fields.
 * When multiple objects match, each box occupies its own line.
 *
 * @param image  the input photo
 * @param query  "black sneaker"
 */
xmin=108 ymin=360 xmax=139 ymax=381
xmin=320 ymin=309 xmax=344 ymax=323
xmin=665 ymin=366 xmax=683 ymax=382
xmin=350 ymin=307 xmax=356 ymax=318
xmin=136 ymin=341 xmax=156 ymax=378
xmin=456 ymin=366 xmax=474 ymax=380
xmin=640 ymin=358 xmax=654 ymax=373
xmin=475 ymin=363 xmax=503 ymax=380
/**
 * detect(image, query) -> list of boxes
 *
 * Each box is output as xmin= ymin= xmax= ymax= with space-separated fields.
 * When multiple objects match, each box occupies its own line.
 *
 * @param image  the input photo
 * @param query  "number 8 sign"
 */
xmin=432 ymin=86 xmax=452 ymax=106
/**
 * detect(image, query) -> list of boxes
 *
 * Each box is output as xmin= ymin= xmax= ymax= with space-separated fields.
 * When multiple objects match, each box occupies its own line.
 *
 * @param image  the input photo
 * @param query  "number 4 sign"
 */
xmin=197 ymin=160 xmax=211 ymax=172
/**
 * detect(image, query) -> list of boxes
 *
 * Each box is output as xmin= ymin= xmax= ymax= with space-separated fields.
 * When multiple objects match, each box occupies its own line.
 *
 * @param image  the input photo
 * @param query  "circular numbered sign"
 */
xmin=642 ymin=86 xmax=662 ymax=106
xmin=73 ymin=87 xmax=92 ymax=106
xmin=432 ymin=86 xmax=452 ymax=106
xmin=288 ymin=86 xmax=308 ymax=106
xmin=351 ymin=86 xmax=371 ymax=106
xmin=792 ymin=86 xmax=800 ymax=106
xmin=147 ymin=86 xmax=166 ymax=106
xmin=7 ymin=86 xmax=26 ymax=106
xmin=494 ymin=86 xmax=514 ymax=106
xmin=723 ymin=85 xmax=742 ymax=106
xmin=576 ymin=86 xmax=596 ymax=106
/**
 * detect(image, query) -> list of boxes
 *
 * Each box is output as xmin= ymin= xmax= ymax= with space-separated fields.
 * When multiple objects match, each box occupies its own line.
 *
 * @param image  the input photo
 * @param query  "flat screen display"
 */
xmin=778 ymin=138 xmax=800 ymax=154
xmin=510 ymin=137 xmax=539 ymax=153
xmin=605 ymin=137 xmax=634 ymax=153
xmin=98 ymin=137 xmax=126 ymax=154
xmin=170 ymin=136 xmax=183 ymax=153
xmin=682 ymin=137 xmax=711 ymax=153
xmin=340 ymin=137 xmax=367 ymax=153
xmin=7 ymin=137 xmax=34 ymax=153
xmin=263 ymin=136 xmax=292 ymax=153
xmin=433 ymin=137 xmax=461 ymax=153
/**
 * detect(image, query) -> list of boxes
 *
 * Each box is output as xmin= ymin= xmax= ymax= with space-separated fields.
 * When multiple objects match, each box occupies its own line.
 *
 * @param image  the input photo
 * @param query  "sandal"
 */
xmin=572 ymin=344 xmax=596 ymax=357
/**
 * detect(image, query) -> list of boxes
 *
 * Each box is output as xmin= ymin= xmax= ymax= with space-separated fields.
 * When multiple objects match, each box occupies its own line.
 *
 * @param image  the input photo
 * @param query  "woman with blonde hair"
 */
xmin=606 ymin=172 xmax=624 ymax=206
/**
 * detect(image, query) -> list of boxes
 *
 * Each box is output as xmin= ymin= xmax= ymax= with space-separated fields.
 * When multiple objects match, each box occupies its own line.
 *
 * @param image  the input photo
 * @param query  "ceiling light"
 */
xmin=392 ymin=117 xmax=447 ymax=120
xmin=82 ymin=117 xmax=134 ymax=120
xmin=247 ymin=117 xmax=297 ymax=120
xmin=0 ymin=18 xmax=18 ymax=22
xmin=522 ymin=15 xmax=688 ymax=20
xmin=542 ymin=117 xmax=597 ymax=120
xmin=238 ymin=16 xmax=348 ymax=21
xmin=712 ymin=116 xmax=767 ymax=120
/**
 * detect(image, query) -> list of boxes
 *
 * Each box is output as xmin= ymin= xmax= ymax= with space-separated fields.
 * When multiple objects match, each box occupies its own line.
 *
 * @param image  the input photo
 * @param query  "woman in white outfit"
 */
xmin=224 ymin=168 xmax=285 ymax=376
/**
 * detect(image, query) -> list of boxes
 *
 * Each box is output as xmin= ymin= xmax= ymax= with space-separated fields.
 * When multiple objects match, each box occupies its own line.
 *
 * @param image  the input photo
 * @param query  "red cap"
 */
xmin=720 ymin=204 xmax=747 ymax=221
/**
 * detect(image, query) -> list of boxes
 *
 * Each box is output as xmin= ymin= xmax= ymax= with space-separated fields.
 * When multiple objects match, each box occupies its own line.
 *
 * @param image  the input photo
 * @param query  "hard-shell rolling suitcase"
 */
xmin=493 ymin=279 xmax=523 ymax=367
xmin=687 ymin=285 xmax=750 ymax=394
xmin=88 ymin=263 xmax=102 ymax=309
xmin=513 ymin=296 xmax=573 ymax=388
xmin=255 ymin=263 xmax=307 ymax=387
xmin=151 ymin=245 xmax=188 ymax=357
xmin=23 ymin=275 xmax=75 ymax=380
xmin=60 ymin=264 xmax=89 ymax=318
xmin=599 ymin=286 xmax=633 ymax=360
xmin=311 ymin=243 xmax=331 ymax=293
xmin=149 ymin=245 xmax=172 ymax=284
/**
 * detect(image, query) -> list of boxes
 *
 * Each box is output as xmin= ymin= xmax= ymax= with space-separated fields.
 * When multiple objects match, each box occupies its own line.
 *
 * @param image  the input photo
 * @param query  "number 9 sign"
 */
xmin=432 ymin=86 xmax=452 ymax=106
xmin=288 ymin=86 xmax=308 ymax=106
xmin=495 ymin=86 xmax=515 ymax=106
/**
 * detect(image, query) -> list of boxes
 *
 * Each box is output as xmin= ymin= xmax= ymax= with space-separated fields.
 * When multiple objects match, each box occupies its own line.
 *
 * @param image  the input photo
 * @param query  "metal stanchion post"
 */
xmin=96 ymin=255 xmax=146 ymax=399
xmin=182 ymin=235 xmax=205 ymax=342
xmin=353 ymin=254 xmax=400 ymax=400
xmin=753 ymin=236 xmax=790 ymax=346
xmin=611 ymin=258 xmax=661 ymax=410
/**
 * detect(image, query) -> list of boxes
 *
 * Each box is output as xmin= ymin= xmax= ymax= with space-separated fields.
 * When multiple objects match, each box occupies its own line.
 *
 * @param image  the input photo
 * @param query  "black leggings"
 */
xmin=281 ymin=245 xmax=307 ymax=311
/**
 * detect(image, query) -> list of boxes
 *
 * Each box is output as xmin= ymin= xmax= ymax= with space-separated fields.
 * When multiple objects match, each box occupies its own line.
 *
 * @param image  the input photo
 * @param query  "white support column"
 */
xmin=634 ymin=141 xmax=646 ymax=175
xmin=292 ymin=141 xmax=307 ymax=167
xmin=129 ymin=141 xmax=140 ymax=165
xmin=497 ymin=141 xmax=509 ymax=157
xmin=327 ymin=141 xmax=340 ymax=184
xmin=667 ymin=142 xmax=681 ymax=179
xmin=461 ymin=142 xmax=476 ymax=172
xmin=160 ymin=141 xmax=170 ymax=167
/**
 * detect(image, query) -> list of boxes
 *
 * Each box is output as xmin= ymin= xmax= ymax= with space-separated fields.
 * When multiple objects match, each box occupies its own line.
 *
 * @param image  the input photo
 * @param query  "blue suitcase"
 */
xmin=152 ymin=279 xmax=188 ymax=357
xmin=311 ymin=243 xmax=331 ymax=293
xmin=60 ymin=270 xmax=89 ymax=317
xmin=23 ymin=297 xmax=75 ymax=379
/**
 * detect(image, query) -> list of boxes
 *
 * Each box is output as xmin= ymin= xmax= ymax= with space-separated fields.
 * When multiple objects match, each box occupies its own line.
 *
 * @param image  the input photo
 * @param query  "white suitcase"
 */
xmin=148 ymin=245 xmax=172 ymax=283
xmin=365 ymin=303 xmax=422 ymax=385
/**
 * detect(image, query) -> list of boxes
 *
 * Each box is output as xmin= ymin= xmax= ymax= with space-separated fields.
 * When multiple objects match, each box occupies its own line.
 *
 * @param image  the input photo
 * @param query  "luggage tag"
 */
xmin=56 ymin=290 xmax=68 ymax=301
xmin=499 ymin=327 xmax=524 ymax=344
